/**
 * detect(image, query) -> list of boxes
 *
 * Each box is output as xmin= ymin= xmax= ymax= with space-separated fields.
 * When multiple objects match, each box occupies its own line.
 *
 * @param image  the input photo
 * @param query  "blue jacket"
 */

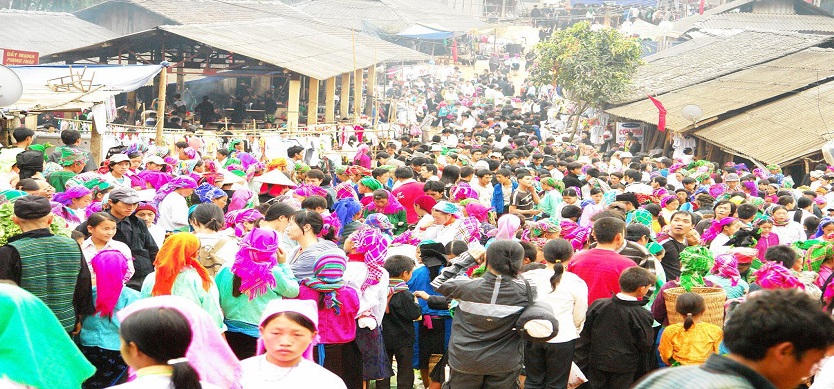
xmin=492 ymin=181 xmax=519 ymax=214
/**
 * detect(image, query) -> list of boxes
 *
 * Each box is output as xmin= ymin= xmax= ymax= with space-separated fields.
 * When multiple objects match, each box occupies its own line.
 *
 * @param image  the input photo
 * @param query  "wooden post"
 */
xmin=176 ymin=63 xmax=185 ymax=94
xmin=353 ymin=68 xmax=363 ymax=119
xmin=340 ymin=73 xmax=351 ymax=119
xmin=90 ymin=116 xmax=102 ymax=167
xmin=325 ymin=77 xmax=336 ymax=123
xmin=365 ymin=65 xmax=376 ymax=117
xmin=287 ymin=74 xmax=301 ymax=133
xmin=308 ymin=77 xmax=320 ymax=126
xmin=155 ymin=64 xmax=168 ymax=146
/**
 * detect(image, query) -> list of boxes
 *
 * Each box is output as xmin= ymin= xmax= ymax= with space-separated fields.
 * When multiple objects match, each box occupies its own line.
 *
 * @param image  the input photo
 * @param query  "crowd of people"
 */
xmin=3 ymin=62 xmax=834 ymax=389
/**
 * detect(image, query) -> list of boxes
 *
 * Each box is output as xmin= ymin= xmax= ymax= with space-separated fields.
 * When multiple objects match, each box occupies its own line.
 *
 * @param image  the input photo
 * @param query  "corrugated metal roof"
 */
xmin=292 ymin=0 xmax=486 ymax=33
xmin=693 ymin=13 xmax=834 ymax=33
xmin=614 ymin=30 xmax=832 ymax=104
xmin=159 ymin=17 xmax=427 ymax=80
xmin=0 ymin=10 xmax=118 ymax=58
xmin=692 ymin=79 xmax=834 ymax=165
xmin=607 ymin=48 xmax=834 ymax=131
xmin=76 ymin=0 xmax=315 ymax=24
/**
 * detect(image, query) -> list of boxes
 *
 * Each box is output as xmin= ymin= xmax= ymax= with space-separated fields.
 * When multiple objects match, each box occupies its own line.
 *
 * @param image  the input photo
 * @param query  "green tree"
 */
xmin=530 ymin=21 xmax=642 ymax=140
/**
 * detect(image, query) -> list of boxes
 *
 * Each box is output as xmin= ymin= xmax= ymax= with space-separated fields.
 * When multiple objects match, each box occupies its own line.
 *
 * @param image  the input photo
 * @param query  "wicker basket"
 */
xmin=664 ymin=286 xmax=726 ymax=327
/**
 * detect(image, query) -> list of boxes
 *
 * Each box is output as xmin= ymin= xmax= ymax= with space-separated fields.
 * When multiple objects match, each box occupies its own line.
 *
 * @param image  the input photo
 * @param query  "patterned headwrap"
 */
xmin=459 ymin=216 xmax=482 ymax=244
xmin=237 ymin=152 xmax=259 ymax=171
xmin=90 ymin=250 xmax=129 ymax=318
xmin=462 ymin=200 xmax=491 ymax=223
xmin=137 ymin=169 xmax=173 ymax=189
xmin=152 ymin=176 xmax=198 ymax=207
xmin=755 ymin=262 xmax=804 ymax=290
xmin=292 ymin=184 xmax=328 ymax=199
xmin=660 ymin=195 xmax=678 ymax=208
xmin=433 ymin=200 xmax=461 ymax=217
xmin=353 ymin=144 xmax=370 ymax=163
xmin=365 ymin=213 xmax=394 ymax=235
xmin=559 ymin=219 xmax=591 ymax=251
xmin=414 ymin=195 xmax=437 ymax=213
xmin=333 ymin=197 xmax=362 ymax=229
xmin=224 ymin=209 xmax=264 ymax=237
xmin=701 ymin=217 xmax=739 ymax=245
xmin=300 ymin=250 xmax=348 ymax=314
xmin=540 ymin=177 xmax=564 ymax=192
xmin=795 ymin=240 xmax=834 ymax=272
xmin=335 ymin=182 xmax=358 ymax=200
xmin=365 ymin=189 xmax=406 ymax=214
xmin=294 ymin=162 xmax=311 ymax=174
xmin=812 ymin=217 xmax=834 ymax=240
xmin=232 ymin=228 xmax=280 ymax=300
xmin=227 ymin=188 xmax=254 ymax=212
xmin=57 ymin=147 xmax=87 ymax=167
xmin=151 ymin=233 xmax=211 ymax=296
xmin=358 ymin=177 xmax=383 ymax=191
xmin=495 ymin=214 xmax=521 ymax=240
xmin=266 ymin=158 xmax=288 ymax=172
xmin=710 ymin=253 xmax=740 ymax=286
xmin=679 ymin=246 xmax=714 ymax=291
xmin=450 ymin=183 xmax=478 ymax=201
xmin=194 ymin=183 xmax=227 ymax=204
xmin=531 ymin=219 xmax=561 ymax=237
xmin=630 ymin=209 xmax=653 ymax=228
xmin=228 ymin=139 xmax=243 ymax=152
xmin=52 ymin=186 xmax=91 ymax=207
xmin=350 ymin=227 xmax=388 ymax=292
xmin=320 ymin=212 xmax=341 ymax=241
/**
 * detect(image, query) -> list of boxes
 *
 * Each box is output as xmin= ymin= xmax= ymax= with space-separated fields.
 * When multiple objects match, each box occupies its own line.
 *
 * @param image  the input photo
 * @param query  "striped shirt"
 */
xmin=633 ymin=354 xmax=776 ymax=389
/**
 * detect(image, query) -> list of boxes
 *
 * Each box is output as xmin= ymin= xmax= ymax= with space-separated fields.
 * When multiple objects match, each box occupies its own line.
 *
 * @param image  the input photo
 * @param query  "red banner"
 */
xmin=1 ymin=49 xmax=39 ymax=65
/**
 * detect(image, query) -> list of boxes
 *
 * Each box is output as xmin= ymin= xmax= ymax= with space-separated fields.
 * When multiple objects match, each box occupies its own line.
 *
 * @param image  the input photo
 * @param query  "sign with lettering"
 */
xmin=616 ymin=122 xmax=644 ymax=145
xmin=0 ymin=49 xmax=39 ymax=65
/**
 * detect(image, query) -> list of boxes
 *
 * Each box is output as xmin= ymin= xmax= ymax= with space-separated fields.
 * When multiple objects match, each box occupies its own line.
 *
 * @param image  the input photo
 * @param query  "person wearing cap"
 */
xmin=724 ymin=173 xmax=741 ymax=192
xmin=240 ymin=299 xmax=348 ymax=388
xmin=104 ymin=154 xmax=132 ymax=188
xmin=76 ymin=187 xmax=159 ymax=291
xmin=47 ymin=147 xmax=88 ymax=192
xmin=0 ymin=195 xmax=94 ymax=333
xmin=48 ymin=129 xmax=96 ymax=173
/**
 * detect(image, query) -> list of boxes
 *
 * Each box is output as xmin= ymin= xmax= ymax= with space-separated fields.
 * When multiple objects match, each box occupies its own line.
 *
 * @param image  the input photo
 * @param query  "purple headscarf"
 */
xmin=365 ymin=189 xmax=406 ymax=214
xmin=292 ymin=184 xmax=328 ymax=199
xmin=52 ymin=186 xmax=92 ymax=207
xmin=225 ymin=209 xmax=264 ymax=237
xmin=232 ymin=228 xmax=280 ymax=300
xmin=710 ymin=253 xmax=741 ymax=286
xmin=701 ymin=217 xmax=738 ymax=245
xmin=227 ymin=188 xmax=254 ymax=212
xmin=350 ymin=226 xmax=387 ymax=292
xmin=153 ymin=176 xmax=197 ymax=206
xmin=195 ymin=183 xmax=227 ymax=204
xmin=364 ymin=213 xmax=394 ymax=235
xmin=137 ymin=170 xmax=173 ymax=189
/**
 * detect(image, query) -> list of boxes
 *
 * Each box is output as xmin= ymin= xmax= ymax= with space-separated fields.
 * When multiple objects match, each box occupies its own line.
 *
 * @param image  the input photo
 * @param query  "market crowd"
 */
xmin=2 ymin=64 xmax=834 ymax=389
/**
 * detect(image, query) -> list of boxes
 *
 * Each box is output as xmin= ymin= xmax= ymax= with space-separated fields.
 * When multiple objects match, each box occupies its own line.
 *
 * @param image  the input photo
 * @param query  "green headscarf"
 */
xmin=57 ymin=147 xmax=87 ymax=167
xmin=0 ymin=284 xmax=95 ymax=388
xmin=631 ymin=209 xmax=653 ymax=228
xmin=359 ymin=177 xmax=383 ymax=191
xmin=679 ymin=246 xmax=714 ymax=291
xmin=795 ymin=240 xmax=833 ymax=272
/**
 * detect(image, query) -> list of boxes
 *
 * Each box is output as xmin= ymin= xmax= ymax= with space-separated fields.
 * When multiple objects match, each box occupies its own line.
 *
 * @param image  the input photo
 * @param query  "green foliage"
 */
xmin=0 ymin=201 xmax=71 ymax=246
xmin=530 ymin=21 xmax=643 ymax=108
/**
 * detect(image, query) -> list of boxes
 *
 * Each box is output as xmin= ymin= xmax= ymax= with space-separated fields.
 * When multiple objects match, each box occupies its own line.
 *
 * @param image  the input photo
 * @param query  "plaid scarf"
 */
xmin=389 ymin=278 xmax=409 ymax=296
xmin=352 ymin=227 xmax=388 ymax=292
xmin=300 ymin=250 xmax=347 ymax=314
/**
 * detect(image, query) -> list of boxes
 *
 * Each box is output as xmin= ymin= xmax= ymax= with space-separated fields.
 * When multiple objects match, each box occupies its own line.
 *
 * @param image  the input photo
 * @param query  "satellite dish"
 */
xmin=0 ymin=65 xmax=23 ymax=107
xmin=681 ymin=104 xmax=703 ymax=124
xmin=823 ymin=139 xmax=834 ymax=165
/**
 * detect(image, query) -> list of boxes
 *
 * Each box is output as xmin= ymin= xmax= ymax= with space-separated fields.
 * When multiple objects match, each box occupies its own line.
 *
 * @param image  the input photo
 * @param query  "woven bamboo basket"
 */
xmin=664 ymin=286 xmax=726 ymax=327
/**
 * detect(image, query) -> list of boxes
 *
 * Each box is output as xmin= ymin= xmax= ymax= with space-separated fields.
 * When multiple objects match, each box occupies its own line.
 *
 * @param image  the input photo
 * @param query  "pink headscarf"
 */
xmin=353 ymin=144 xmax=370 ymax=164
xmin=52 ymin=186 xmax=91 ymax=207
xmin=232 ymin=228 xmax=280 ymax=300
xmin=152 ymin=176 xmax=197 ymax=206
xmin=365 ymin=189 xmax=406 ymax=214
xmin=227 ymin=188 xmax=254 ymax=212
xmin=90 ymin=250 xmax=129 ymax=318
xmin=710 ymin=253 xmax=741 ymax=286
xmin=494 ymin=214 xmax=521 ymax=240
xmin=701 ymin=217 xmax=738 ymax=245
xmin=117 ymin=296 xmax=243 ymax=389
xmin=292 ymin=184 xmax=328 ymax=199
xmin=755 ymin=262 xmax=804 ymax=290
xmin=225 ymin=209 xmax=264 ymax=237
xmin=335 ymin=182 xmax=358 ymax=200
xmin=464 ymin=201 xmax=491 ymax=223
xmin=350 ymin=227 xmax=388 ymax=291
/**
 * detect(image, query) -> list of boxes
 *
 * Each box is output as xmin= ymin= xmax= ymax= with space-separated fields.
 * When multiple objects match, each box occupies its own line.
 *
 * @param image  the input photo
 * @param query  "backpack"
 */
xmin=198 ymin=237 xmax=230 ymax=277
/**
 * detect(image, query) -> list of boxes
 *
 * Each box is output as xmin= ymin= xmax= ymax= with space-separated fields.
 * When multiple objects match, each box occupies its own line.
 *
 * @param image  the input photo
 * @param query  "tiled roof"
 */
xmin=0 ymin=9 xmax=118 ymax=59
xmin=76 ymin=0 xmax=315 ymax=24
xmin=292 ymin=0 xmax=486 ymax=33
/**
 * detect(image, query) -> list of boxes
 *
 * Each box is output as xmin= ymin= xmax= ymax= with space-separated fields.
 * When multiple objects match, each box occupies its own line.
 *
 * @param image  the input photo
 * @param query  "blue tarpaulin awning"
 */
xmin=396 ymin=24 xmax=455 ymax=40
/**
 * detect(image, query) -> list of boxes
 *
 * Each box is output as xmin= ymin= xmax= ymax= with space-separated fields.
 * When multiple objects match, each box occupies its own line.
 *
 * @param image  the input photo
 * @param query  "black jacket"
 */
xmin=575 ymin=295 xmax=654 ymax=374
xmin=382 ymin=290 xmax=422 ymax=349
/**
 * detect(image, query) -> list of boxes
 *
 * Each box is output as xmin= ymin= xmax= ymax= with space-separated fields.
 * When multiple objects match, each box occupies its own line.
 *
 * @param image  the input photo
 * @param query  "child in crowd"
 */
xmin=376 ymin=255 xmax=422 ymax=389
xmin=576 ymin=266 xmax=656 ymax=389
xmin=658 ymin=292 xmax=723 ymax=366
xmin=81 ymin=212 xmax=134 ymax=286
xmin=134 ymin=202 xmax=166 ymax=249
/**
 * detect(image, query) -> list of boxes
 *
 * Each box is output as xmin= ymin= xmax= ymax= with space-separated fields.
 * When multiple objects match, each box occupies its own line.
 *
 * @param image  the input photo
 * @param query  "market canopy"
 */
xmin=3 ymin=64 xmax=162 ymax=111
xmin=397 ymin=24 xmax=456 ymax=40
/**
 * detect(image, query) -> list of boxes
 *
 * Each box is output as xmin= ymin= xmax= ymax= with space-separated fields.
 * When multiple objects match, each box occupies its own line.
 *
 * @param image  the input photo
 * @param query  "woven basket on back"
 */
xmin=664 ymin=286 xmax=726 ymax=327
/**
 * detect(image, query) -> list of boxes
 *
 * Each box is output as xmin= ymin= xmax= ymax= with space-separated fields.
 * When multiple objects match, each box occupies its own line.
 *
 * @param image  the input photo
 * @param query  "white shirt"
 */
xmin=709 ymin=233 xmax=731 ymax=257
xmin=240 ymin=356 xmax=347 ymax=389
xmin=158 ymin=192 xmax=190 ymax=231
xmin=80 ymin=238 xmax=134 ymax=285
xmin=773 ymin=222 xmax=806 ymax=245
xmin=522 ymin=269 xmax=588 ymax=343
xmin=344 ymin=262 xmax=389 ymax=324
xmin=470 ymin=180 xmax=493 ymax=206
xmin=111 ymin=367 xmax=221 ymax=389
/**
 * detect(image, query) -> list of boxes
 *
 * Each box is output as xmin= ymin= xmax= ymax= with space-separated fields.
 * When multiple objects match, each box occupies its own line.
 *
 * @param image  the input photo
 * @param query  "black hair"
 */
xmin=15 ymin=178 xmax=40 ymax=191
xmin=624 ymin=169 xmax=642 ymax=182
xmin=561 ymin=204 xmax=582 ymax=220
xmin=174 ymin=141 xmax=188 ymax=149
xmin=189 ymin=203 xmax=225 ymax=232
xmin=593 ymin=217 xmax=626 ymax=244
xmin=724 ymin=289 xmax=834 ymax=361
xmin=60 ymin=129 xmax=81 ymax=145
xmin=287 ymin=146 xmax=305 ymax=159
xmin=542 ymin=239 xmax=572 ymax=290
xmin=301 ymin=195 xmax=328 ymax=211
xmin=776 ymin=195 xmax=795 ymax=207
xmin=394 ymin=166 xmax=414 ymax=179
xmin=486 ymin=240 xmax=524 ymax=277
xmin=87 ymin=212 xmax=118 ymax=228
xmin=371 ymin=167 xmax=389 ymax=181
xmin=445 ymin=240 xmax=468 ymax=257
xmin=626 ymin=223 xmax=652 ymax=243
xmin=263 ymin=202 xmax=296 ymax=222
xmin=459 ymin=166 xmax=474 ymax=179
xmin=765 ymin=245 xmax=798 ymax=269
xmin=619 ymin=266 xmax=655 ymax=293
xmin=305 ymin=169 xmax=325 ymax=181
xmin=737 ymin=203 xmax=758 ymax=220
xmin=496 ymin=167 xmax=512 ymax=177
xmin=119 ymin=308 xmax=201 ymax=389
xmin=216 ymin=148 xmax=230 ymax=157
xmin=797 ymin=196 xmax=813 ymax=209
xmin=71 ymin=230 xmax=86 ymax=242
xmin=384 ymin=255 xmax=416 ymax=278
xmin=439 ymin=165 xmax=460 ymax=186
xmin=12 ymin=127 xmax=34 ymax=143
xmin=519 ymin=240 xmax=538 ymax=264
xmin=562 ymin=188 xmax=579 ymax=198
xmin=651 ymin=176 xmax=667 ymax=187
xmin=804 ymin=216 xmax=821 ymax=236
xmin=644 ymin=203 xmax=666 ymax=227
xmin=676 ymin=292 xmax=706 ymax=330
xmin=669 ymin=210 xmax=694 ymax=225
xmin=423 ymin=180 xmax=445 ymax=194
xmin=291 ymin=210 xmax=332 ymax=240
xmin=261 ymin=311 xmax=317 ymax=334
xmin=589 ymin=187 xmax=602 ymax=196
xmin=475 ymin=168 xmax=492 ymax=178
